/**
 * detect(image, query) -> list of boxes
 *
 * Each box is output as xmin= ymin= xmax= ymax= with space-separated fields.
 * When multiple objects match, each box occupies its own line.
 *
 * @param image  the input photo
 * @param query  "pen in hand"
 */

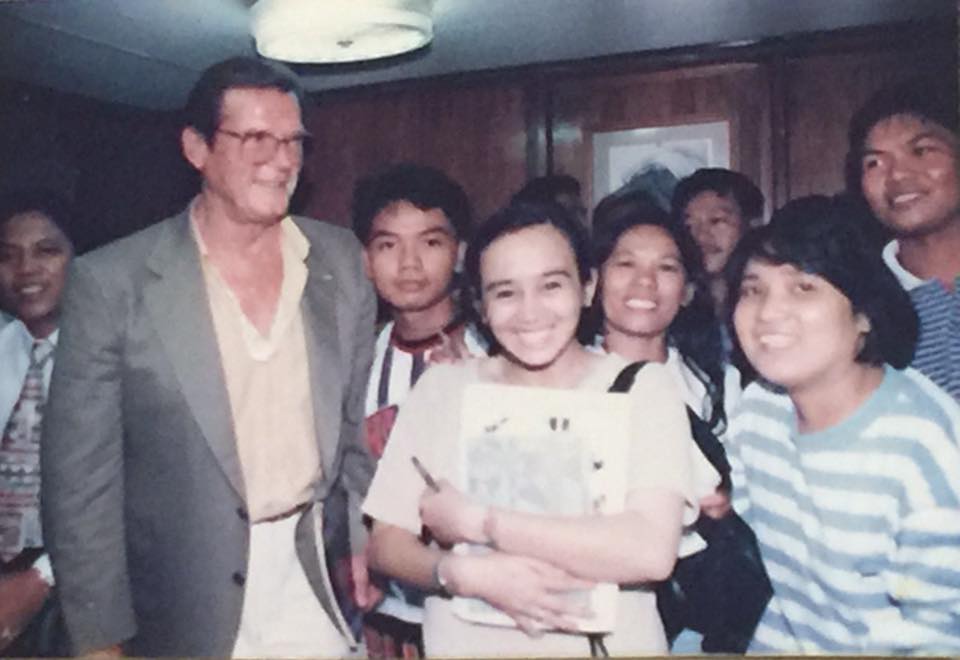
xmin=411 ymin=456 xmax=440 ymax=492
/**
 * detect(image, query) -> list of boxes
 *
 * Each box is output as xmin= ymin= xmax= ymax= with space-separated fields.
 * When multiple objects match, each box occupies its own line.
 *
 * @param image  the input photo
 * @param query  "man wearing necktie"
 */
xmin=0 ymin=190 xmax=74 ymax=655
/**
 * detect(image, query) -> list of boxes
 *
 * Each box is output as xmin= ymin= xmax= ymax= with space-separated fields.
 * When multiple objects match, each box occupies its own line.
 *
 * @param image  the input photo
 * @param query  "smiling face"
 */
xmin=362 ymin=200 xmax=459 ymax=314
xmin=860 ymin=114 xmax=960 ymax=239
xmin=733 ymin=259 xmax=871 ymax=395
xmin=0 ymin=211 xmax=73 ymax=338
xmin=600 ymin=224 xmax=689 ymax=345
xmin=479 ymin=223 xmax=594 ymax=377
xmin=682 ymin=190 xmax=746 ymax=275
xmin=183 ymin=87 xmax=303 ymax=227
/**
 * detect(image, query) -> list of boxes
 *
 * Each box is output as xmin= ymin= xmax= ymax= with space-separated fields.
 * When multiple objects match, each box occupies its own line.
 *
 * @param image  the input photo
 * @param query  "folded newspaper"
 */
xmin=452 ymin=382 xmax=631 ymax=633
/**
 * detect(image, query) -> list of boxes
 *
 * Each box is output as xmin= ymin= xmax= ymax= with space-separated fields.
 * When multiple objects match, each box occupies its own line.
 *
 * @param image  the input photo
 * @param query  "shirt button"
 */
xmin=236 ymin=507 xmax=249 ymax=522
xmin=232 ymin=571 xmax=246 ymax=587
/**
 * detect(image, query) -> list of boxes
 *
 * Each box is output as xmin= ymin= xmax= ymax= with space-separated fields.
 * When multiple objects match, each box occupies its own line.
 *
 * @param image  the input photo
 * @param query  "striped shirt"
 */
xmin=364 ymin=319 xmax=486 ymax=624
xmin=883 ymin=240 xmax=960 ymax=401
xmin=728 ymin=367 xmax=960 ymax=654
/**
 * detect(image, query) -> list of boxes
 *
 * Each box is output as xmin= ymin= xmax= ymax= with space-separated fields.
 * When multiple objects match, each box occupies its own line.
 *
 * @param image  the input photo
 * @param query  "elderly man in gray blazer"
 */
xmin=40 ymin=57 xmax=378 ymax=656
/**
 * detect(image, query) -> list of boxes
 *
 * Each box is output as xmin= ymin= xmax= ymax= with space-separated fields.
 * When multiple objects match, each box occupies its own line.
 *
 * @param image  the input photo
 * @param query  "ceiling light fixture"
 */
xmin=250 ymin=0 xmax=434 ymax=64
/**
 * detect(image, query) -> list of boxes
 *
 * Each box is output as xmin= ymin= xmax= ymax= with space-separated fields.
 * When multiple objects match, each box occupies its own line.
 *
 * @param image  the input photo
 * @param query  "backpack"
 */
xmin=609 ymin=361 xmax=772 ymax=653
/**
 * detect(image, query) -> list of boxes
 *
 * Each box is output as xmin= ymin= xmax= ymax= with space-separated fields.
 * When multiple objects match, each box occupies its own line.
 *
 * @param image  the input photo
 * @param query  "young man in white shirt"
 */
xmin=352 ymin=163 xmax=482 ymax=657
xmin=849 ymin=79 xmax=960 ymax=399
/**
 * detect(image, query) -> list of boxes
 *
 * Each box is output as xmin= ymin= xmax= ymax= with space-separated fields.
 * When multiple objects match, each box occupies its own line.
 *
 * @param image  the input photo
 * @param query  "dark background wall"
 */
xmin=0 ymin=20 xmax=954 ymax=251
xmin=0 ymin=82 xmax=196 ymax=251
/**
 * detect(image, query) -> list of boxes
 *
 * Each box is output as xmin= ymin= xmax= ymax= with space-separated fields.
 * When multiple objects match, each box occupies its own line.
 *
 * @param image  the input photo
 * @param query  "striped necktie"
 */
xmin=0 ymin=339 xmax=54 ymax=562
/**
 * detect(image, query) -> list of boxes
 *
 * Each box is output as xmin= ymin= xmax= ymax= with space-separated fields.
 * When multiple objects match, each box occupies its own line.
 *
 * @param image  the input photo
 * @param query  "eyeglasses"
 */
xmin=215 ymin=128 xmax=313 ymax=162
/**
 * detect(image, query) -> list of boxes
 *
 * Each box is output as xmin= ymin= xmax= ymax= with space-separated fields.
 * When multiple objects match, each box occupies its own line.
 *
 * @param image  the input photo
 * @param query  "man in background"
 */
xmin=0 ymin=190 xmax=73 ymax=656
xmin=672 ymin=168 xmax=764 ymax=316
xmin=849 ymin=79 xmax=960 ymax=400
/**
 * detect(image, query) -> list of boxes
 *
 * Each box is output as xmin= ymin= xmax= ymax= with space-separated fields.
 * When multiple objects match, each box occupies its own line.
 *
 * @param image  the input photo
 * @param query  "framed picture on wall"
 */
xmin=591 ymin=120 xmax=730 ymax=209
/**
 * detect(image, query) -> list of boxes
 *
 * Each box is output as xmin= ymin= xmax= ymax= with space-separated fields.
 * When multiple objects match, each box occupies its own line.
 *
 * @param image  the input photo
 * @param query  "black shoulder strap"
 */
xmin=686 ymin=408 xmax=732 ymax=491
xmin=608 ymin=361 xmax=647 ymax=393
xmin=608 ymin=360 xmax=732 ymax=490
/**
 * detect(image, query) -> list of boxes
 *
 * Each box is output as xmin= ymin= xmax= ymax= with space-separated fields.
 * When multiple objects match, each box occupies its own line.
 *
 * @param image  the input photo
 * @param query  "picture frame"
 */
xmin=591 ymin=120 xmax=731 ymax=208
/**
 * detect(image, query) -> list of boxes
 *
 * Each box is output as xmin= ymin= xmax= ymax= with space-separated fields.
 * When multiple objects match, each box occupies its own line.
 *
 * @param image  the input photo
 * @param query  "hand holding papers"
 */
xmin=444 ymin=382 xmax=632 ymax=633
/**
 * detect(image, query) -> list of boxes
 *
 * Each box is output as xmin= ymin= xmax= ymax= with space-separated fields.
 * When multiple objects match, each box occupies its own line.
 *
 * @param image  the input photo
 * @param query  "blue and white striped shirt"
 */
xmin=883 ymin=240 xmax=960 ymax=401
xmin=729 ymin=367 xmax=960 ymax=654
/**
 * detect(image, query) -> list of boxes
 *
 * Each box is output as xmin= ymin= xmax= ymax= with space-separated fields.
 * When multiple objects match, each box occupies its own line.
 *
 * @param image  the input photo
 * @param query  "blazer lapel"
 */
xmin=142 ymin=211 xmax=246 ymax=500
xmin=299 ymin=230 xmax=343 ymax=498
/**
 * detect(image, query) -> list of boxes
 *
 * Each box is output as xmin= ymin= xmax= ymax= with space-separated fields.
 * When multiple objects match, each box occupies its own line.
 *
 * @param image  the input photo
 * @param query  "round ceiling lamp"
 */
xmin=251 ymin=0 xmax=434 ymax=64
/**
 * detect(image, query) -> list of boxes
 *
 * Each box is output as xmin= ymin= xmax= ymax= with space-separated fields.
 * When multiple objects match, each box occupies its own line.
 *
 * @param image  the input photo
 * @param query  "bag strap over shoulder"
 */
xmin=608 ymin=361 xmax=648 ymax=393
xmin=608 ymin=360 xmax=732 ymax=489
xmin=686 ymin=408 xmax=732 ymax=491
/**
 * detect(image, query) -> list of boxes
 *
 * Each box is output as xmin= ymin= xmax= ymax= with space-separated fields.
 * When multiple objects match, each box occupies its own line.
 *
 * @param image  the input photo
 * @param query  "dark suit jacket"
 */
xmin=40 ymin=208 xmax=376 ymax=656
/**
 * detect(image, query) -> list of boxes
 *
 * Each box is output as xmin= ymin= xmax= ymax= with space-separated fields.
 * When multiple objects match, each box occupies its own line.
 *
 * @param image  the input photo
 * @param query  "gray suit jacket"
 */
xmin=40 ymin=208 xmax=376 ymax=656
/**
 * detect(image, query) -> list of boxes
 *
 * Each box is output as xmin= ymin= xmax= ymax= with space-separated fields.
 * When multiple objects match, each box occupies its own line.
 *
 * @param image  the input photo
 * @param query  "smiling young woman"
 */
xmin=362 ymin=201 xmax=697 ymax=656
xmin=588 ymin=193 xmax=727 ymax=423
xmin=586 ymin=194 xmax=766 ymax=651
xmin=725 ymin=195 xmax=960 ymax=654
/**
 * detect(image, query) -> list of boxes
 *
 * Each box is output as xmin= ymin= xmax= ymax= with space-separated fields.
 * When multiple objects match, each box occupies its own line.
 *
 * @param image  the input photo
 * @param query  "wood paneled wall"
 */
xmin=300 ymin=22 xmax=955 ymax=229
xmin=0 ymin=82 xmax=195 ymax=252
xmin=2 ymin=21 xmax=954 ymax=249
xmin=301 ymin=79 xmax=536 ymax=228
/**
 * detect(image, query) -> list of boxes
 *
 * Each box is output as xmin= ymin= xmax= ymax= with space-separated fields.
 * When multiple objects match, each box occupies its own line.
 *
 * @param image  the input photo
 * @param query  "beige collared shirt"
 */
xmin=193 ymin=213 xmax=320 ymax=522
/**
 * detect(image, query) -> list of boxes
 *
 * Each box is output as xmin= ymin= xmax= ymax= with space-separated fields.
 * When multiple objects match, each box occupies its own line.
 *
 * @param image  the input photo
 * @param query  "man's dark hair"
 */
xmin=848 ymin=77 xmax=958 ymax=161
xmin=671 ymin=168 xmax=764 ymax=224
xmin=183 ymin=56 xmax=305 ymax=142
xmin=351 ymin=163 xmax=472 ymax=244
xmin=0 ymin=188 xmax=76 ymax=247
xmin=725 ymin=195 xmax=918 ymax=371
xmin=845 ymin=77 xmax=959 ymax=195
xmin=512 ymin=175 xmax=582 ymax=205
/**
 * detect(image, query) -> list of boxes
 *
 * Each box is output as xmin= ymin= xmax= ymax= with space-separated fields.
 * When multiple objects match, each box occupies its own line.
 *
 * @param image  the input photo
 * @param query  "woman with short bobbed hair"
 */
xmin=725 ymin=195 xmax=960 ymax=654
